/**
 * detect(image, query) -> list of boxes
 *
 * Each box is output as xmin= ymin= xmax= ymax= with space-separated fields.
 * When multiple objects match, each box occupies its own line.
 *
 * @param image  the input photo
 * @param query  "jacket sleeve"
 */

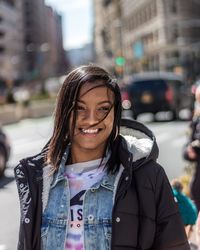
xmin=183 ymin=120 xmax=198 ymax=162
xmin=151 ymin=165 xmax=190 ymax=250
xmin=182 ymin=142 xmax=197 ymax=162
xmin=14 ymin=162 xmax=31 ymax=250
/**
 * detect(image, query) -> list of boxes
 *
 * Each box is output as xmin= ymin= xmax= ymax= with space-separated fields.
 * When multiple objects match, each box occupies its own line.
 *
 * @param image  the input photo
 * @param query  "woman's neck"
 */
xmin=70 ymin=148 xmax=104 ymax=164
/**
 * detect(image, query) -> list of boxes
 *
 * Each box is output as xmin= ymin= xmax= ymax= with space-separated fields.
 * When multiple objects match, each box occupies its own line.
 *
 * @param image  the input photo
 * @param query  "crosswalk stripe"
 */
xmin=0 ymin=245 xmax=7 ymax=250
xmin=12 ymin=138 xmax=47 ymax=155
xmin=171 ymin=137 xmax=187 ymax=147
xmin=155 ymin=133 xmax=169 ymax=143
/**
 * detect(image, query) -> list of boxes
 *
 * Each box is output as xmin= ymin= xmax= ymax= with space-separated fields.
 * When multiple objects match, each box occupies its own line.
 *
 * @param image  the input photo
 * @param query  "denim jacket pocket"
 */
xmin=41 ymin=217 xmax=68 ymax=250
xmin=41 ymin=225 xmax=49 ymax=250
xmin=103 ymin=220 xmax=112 ymax=250
xmin=102 ymin=220 xmax=112 ymax=250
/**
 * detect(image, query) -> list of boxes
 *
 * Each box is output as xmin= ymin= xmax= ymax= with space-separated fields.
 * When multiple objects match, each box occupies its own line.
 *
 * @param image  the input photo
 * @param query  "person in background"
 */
xmin=184 ymin=85 xmax=200 ymax=211
xmin=171 ymin=179 xmax=197 ymax=239
xmin=15 ymin=64 xmax=189 ymax=250
xmin=196 ymin=212 xmax=200 ymax=249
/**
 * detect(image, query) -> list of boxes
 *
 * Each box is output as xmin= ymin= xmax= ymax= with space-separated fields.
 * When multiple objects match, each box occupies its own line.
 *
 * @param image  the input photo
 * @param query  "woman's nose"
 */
xmin=84 ymin=110 xmax=99 ymax=124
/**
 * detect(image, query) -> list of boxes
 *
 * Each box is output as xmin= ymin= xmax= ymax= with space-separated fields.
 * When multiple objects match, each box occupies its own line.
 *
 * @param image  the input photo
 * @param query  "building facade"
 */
xmin=93 ymin=0 xmax=123 ymax=76
xmin=22 ymin=0 xmax=48 ymax=81
xmin=93 ymin=0 xmax=200 ymax=81
xmin=122 ymin=0 xmax=200 ymax=80
xmin=0 ymin=0 xmax=24 ymax=84
xmin=45 ymin=6 xmax=67 ymax=77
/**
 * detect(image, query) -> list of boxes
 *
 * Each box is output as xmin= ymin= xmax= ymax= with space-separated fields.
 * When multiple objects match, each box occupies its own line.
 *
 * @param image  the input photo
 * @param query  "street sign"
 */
xmin=133 ymin=41 xmax=144 ymax=59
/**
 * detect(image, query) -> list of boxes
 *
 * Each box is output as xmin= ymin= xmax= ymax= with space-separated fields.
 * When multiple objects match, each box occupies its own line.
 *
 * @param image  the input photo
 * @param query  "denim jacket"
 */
xmin=41 ymin=150 xmax=118 ymax=250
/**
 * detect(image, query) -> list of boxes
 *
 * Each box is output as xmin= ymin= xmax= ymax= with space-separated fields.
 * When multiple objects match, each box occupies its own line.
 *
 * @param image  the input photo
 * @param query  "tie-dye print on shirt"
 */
xmin=64 ymin=158 xmax=107 ymax=250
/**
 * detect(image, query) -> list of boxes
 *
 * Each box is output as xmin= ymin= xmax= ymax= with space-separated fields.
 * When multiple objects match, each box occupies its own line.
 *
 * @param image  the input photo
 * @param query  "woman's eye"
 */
xmin=98 ymin=106 xmax=110 ymax=112
xmin=77 ymin=106 xmax=85 ymax=111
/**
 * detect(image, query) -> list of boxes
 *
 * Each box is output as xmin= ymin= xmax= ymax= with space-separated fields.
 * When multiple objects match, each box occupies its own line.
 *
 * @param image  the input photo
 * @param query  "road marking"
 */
xmin=0 ymin=245 xmax=7 ymax=250
xmin=155 ymin=133 xmax=169 ymax=143
xmin=172 ymin=137 xmax=187 ymax=147
xmin=12 ymin=136 xmax=48 ymax=146
xmin=12 ymin=138 xmax=47 ymax=155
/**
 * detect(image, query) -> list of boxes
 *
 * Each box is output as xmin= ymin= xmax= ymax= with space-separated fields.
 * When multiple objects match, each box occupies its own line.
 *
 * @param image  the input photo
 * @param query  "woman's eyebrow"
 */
xmin=77 ymin=100 xmax=113 ymax=105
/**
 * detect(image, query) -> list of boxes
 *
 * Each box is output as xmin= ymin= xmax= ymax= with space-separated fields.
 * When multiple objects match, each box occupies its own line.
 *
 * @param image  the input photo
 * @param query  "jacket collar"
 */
xmin=50 ymin=147 xmax=113 ymax=189
xmin=51 ymin=147 xmax=69 ymax=188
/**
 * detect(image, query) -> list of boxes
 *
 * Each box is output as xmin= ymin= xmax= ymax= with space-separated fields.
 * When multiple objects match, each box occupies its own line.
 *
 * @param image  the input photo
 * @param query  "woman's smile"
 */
xmin=80 ymin=128 xmax=101 ymax=134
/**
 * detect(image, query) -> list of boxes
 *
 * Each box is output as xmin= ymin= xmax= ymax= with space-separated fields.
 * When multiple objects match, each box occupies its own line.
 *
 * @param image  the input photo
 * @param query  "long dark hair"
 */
xmin=46 ymin=64 xmax=122 ymax=172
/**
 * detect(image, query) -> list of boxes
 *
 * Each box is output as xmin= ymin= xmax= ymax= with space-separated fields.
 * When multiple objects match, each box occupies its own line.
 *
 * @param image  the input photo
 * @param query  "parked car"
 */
xmin=0 ymin=127 xmax=11 ymax=176
xmin=121 ymin=72 xmax=192 ymax=120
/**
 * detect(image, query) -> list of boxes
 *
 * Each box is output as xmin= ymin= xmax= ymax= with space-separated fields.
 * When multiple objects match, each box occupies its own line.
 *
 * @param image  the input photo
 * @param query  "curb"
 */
xmin=0 ymin=100 xmax=55 ymax=126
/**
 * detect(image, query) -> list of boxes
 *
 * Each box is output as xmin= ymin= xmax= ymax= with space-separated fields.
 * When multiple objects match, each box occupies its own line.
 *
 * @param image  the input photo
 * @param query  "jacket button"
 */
xmin=103 ymin=180 xmax=108 ymax=185
xmin=116 ymin=217 xmax=120 ymax=223
xmin=88 ymin=215 xmax=94 ymax=221
xmin=25 ymin=218 xmax=30 ymax=224
xmin=125 ymin=176 xmax=129 ymax=181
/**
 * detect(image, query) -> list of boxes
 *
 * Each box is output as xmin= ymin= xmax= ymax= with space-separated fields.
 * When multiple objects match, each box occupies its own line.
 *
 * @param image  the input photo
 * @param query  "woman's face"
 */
xmin=70 ymin=81 xmax=115 ymax=160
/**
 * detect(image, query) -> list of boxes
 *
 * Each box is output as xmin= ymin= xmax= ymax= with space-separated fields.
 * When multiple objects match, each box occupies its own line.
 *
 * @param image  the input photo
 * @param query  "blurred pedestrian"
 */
xmin=15 ymin=64 xmax=189 ymax=249
xmin=196 ymin=212 xmax=200 ymax=249
xmin=184 ymin=85 xmax=200 ymax=211
xmin=171 ymin=179 xmax=198 ymax=239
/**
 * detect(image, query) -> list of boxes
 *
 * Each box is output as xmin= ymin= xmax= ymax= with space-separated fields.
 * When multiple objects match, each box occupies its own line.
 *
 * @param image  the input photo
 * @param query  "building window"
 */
xmin=151 ymin=0 xmax=157 ymax=17
xmin=0 ymin=31 xmax=5 ymax=37
xmin=171 ymin=25 xmax=178 ymax=42
xmin=2 ymin=0 xmax=14 ymax=7
xmin=170 ymin=0 xmax=177 ymax=13
xmin=0 ymin=47 xmax=5 ymax=53
xmin=103 ymin=0 xmax=111 ymax=7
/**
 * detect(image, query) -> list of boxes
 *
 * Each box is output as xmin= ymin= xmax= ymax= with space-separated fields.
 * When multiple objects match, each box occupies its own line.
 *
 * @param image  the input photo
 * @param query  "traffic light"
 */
xmin=115 ymin=56 xmax=125 ymax=66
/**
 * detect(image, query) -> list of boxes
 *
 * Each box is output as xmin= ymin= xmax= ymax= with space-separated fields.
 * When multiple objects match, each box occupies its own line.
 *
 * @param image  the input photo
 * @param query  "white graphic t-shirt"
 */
xmin=64 ymin=158 xmax=108 ymax=250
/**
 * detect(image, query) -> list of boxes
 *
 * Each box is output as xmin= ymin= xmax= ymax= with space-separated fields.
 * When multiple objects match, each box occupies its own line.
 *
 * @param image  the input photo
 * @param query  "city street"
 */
xmin=0 ymin=115 xmax=190 ymax=249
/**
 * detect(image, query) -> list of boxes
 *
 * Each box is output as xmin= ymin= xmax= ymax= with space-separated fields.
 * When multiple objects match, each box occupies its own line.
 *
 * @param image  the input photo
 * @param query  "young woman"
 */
xmin=15 ymin=65 xmax=189 ymax=250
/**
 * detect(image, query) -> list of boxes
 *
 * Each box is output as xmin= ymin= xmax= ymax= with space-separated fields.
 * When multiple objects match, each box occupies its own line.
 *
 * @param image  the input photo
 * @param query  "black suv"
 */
xmin=121 ymin=72 xmax=192 ymax=120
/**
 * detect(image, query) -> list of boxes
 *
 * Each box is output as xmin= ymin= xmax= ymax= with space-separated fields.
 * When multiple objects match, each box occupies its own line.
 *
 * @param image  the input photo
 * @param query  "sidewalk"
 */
xmin=190 ymin=226 xmax=198 ymax=249
xmin=0 ymin=100 xmax=54 ymax=125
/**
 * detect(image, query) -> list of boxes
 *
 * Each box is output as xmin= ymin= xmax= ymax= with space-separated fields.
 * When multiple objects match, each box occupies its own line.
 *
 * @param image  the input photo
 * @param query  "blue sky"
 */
xmin=45 ymin=0 xmax=93 ymax=50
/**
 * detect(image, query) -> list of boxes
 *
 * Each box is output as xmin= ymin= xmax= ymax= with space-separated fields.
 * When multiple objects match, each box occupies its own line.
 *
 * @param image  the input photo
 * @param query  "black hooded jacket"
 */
xmin=15 ymin=118 xmax=190 ymax=250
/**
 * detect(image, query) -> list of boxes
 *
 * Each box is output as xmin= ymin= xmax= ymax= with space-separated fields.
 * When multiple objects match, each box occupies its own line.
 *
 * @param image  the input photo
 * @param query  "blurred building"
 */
xmin=0 ymin=0 xmax=25 ymax=85
xmin=22 ymin=0 xmax=67 ymax=83
xmin=66 ymin=43 xmax=95 ymax=67
xmin=93 ymin=0 xmax=123 ymax=76
xmin=93 ymin=0 xmax=200 ymax=81
xmin=22 ymin=0 xmax=48 ymax=81
xmin=45 ymin=6 xmax=67 ymax=77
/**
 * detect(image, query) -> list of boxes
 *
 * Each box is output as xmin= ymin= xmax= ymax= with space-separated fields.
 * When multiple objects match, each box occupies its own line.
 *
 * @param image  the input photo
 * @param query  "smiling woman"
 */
xmin=15 ymin=64 xmax=190 ymax=250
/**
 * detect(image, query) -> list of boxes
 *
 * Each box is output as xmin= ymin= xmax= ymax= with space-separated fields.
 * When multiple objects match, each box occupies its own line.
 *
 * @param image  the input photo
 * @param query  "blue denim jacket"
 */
xmin=41 ymin=152 xmax=117 ymax=250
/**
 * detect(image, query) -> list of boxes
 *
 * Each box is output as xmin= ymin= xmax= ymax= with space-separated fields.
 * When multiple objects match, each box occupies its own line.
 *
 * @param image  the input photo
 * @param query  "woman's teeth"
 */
xmin=81 ymin=128 xmax=99 ymax=134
